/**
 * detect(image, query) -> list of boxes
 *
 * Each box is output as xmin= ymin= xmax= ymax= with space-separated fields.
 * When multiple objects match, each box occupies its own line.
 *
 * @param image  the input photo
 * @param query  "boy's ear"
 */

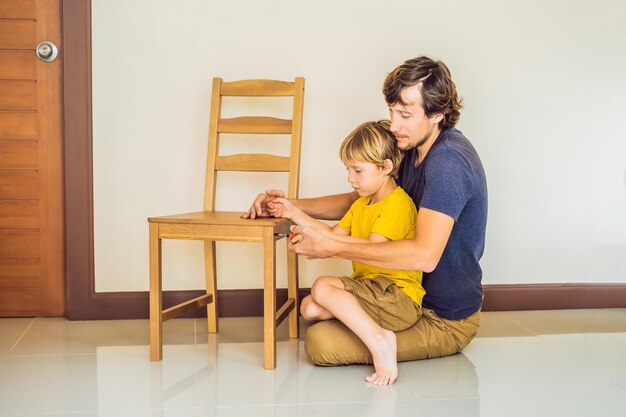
xmin=382 ymin=159 xmax=393 ymax=175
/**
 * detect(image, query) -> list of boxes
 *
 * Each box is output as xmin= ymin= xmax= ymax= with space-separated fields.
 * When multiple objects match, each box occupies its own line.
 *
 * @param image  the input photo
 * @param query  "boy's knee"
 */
xmin=310 ymin=275 xmax=338 ymax=302
xmin=300 ymin=296 xmax=317 ymax=320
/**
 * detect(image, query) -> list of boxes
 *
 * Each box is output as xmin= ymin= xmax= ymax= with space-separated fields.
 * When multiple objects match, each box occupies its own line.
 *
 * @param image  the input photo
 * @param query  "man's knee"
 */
xmin=305 ymin=321 xmax=343 ymax=366
xmin=304 ymin=321 xmax=329 ymax=365
xmin=304 ymin=320 xmax=371 ymax=366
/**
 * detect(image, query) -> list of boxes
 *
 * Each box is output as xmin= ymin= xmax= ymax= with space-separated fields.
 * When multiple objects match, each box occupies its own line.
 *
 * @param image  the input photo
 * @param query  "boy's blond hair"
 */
xmin=338 ymin=120 xmax=402 ymax=178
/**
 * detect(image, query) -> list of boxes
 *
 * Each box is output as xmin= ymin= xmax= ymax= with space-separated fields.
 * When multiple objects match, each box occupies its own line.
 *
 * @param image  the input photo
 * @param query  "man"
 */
xmin=243 ymin=56 xmax=487 ymax=383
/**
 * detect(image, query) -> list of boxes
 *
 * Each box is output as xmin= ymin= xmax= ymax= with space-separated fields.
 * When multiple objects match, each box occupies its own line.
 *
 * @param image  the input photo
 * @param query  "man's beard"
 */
xmin=401 ymin=125 xmax=434 ymax=152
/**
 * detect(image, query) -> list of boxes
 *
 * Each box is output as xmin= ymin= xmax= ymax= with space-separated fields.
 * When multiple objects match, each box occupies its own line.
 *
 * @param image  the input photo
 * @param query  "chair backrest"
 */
xmin=203 ymin=77 xmax=305 ymax=211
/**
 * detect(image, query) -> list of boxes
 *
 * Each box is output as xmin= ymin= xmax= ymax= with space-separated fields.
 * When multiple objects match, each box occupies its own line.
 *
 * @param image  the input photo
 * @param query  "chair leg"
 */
xmin=204 ymin=240 xmax=218 ymax=333
xmin=287 ymin=250 xmax=299 ymax=339
xmin=263 ymin=228 xmax=277 ymax=370
xmin=149 ymin=223 xmax=163 ymax=361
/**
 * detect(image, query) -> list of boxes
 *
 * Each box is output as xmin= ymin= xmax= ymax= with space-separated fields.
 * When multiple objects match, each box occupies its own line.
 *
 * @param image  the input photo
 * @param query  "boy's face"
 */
xmin=388 ymin=84 xmax=441 ymax=151
xmin=344 ymin=160 xmax=389 ymax=200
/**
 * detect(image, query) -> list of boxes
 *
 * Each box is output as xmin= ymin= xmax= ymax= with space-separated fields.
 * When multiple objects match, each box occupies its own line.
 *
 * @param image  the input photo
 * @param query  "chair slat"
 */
xmin=162 ymin=294 xmax=213 ymax=321
xmin=221 ymin=79 xmax=294 ymax=96
xmin=275 ymin=298 xmax=295 ymax=327
xmin=215 ymin=154 xmax=290 ymax=172
xmin=218 ymin=116 xmax=292 ymax=134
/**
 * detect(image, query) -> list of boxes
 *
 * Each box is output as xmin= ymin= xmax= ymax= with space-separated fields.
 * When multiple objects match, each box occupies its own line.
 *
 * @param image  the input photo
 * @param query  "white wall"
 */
xmin=92 ymin=0 xmax=626 ymax=292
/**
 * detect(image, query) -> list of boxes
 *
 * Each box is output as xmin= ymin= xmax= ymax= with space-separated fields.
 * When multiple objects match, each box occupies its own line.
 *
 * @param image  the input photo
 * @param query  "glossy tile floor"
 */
xmin=1 ymin=309 xmax=626 ymax=417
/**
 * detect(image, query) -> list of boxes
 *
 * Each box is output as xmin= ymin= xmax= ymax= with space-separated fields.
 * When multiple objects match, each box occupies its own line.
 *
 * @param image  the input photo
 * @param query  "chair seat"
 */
xmin=149 ymin=211 xmax=292 ymax=242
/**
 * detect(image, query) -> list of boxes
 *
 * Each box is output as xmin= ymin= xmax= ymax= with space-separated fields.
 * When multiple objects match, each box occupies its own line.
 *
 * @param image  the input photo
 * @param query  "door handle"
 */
xmin=36 ymin=41 xmax=59 ymax=62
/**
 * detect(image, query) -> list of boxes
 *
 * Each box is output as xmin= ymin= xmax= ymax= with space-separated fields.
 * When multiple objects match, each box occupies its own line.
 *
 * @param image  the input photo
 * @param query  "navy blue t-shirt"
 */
xmin=397 ymin=128 xmax=487 ymax=320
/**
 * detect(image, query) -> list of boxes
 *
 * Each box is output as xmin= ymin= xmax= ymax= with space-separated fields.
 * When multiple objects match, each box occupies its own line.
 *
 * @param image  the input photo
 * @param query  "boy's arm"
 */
xmin=273 ymin=199 xmax=391 ymax=244
xmin=242 ymin=189 xmax=358 ymax=220
xmin=270 ymin=198 xmax=333 ymax=232
xmin=294 ymin=192 xmax=359 ymax=220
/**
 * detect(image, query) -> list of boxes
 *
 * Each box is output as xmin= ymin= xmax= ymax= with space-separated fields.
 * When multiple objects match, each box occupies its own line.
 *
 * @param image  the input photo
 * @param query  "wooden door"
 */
xmin=0 ymin=0 xmax=64 ymax=316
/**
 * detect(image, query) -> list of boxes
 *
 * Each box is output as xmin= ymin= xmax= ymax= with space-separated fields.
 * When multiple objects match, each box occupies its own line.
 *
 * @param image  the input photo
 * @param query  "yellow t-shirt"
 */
xmin=337 ymin=186 xmax=425 ymax=306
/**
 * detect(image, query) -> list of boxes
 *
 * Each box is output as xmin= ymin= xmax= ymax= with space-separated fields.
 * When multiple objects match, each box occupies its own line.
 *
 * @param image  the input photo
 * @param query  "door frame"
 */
xmin=63 ymin=1 xmax=162 ymax=319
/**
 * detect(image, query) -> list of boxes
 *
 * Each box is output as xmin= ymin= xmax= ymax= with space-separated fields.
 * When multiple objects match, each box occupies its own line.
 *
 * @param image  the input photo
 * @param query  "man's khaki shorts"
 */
xmin=339 ymin=276 xmax=422 ymax=332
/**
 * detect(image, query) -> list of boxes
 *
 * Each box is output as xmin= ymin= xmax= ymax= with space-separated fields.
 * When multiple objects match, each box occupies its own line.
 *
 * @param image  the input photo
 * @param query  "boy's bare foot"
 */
xmin=365 ymin=329 xmax=398 ymax=385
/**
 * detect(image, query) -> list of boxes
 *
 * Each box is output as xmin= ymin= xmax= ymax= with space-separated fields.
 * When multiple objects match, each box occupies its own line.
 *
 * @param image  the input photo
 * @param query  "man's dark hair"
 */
xmin=383 ymin=56 xmax=463 ymax=130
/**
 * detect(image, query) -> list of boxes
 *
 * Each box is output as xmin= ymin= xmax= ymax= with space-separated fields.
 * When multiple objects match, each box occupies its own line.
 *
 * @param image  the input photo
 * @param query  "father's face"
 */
xmin=388 ymin=84 xmax=441 ymax=152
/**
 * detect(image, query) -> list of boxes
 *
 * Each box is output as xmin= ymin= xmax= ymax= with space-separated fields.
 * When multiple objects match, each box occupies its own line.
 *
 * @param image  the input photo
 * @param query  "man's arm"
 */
xmin=328 ymin=230 xmax=392 ymax=244
xmin=291 ymin=207 xmax=454 ymax=272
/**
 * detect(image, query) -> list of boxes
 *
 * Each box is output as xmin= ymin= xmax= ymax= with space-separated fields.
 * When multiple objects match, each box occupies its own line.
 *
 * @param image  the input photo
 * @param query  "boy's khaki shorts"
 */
xmin=339 ymin=276 xmax=422 ymax=332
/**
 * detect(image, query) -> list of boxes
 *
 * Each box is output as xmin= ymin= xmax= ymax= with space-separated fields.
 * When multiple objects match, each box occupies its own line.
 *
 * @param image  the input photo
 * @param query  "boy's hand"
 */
xmin=241 ymin=189 xmax=285 ymax=219
xmin=268 ymin=197 xmax=294 ymax=219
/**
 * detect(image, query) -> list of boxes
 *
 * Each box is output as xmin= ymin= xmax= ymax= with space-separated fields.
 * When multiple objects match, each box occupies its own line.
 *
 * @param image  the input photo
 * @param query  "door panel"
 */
xmin=0 ymin=142 xmax=39 ymax=169
xmin=0 ymin=81 xmax=37 ymax=109
xmin=0 ymin=172 xmax=39 ymax=199
xmin=0 ymin=290 xmax=39 ymax=315
xmin=0 ymin=0 xmax=64 ymax=316
xmin=0 ymin=21 xmax=36 ymax=49
xmin=0 ymin=51 xmax=36 ymax=79
xmin=0 ymin=113 xmax=37 ymax=139
xmin=0 ymin=1 xmax=36 ymax=19
xmin=0 ymin=260 xmax=39 ymax=288
xmin=0 ymin=201 xmax=38 ymax=228
xmin=0 ymin=233 xmax=39 ymax=258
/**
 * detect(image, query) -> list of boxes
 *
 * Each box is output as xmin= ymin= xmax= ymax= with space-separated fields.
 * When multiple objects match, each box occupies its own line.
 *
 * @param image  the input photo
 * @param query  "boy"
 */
xmin=268 ymin=120 xmax=423 ymax=385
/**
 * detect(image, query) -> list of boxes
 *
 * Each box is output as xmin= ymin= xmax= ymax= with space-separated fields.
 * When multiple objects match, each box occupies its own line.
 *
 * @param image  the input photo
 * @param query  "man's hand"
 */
xmin=241 ymin=189 xmax=286 ymax=219
xmin=289 ymin=224 xmax=339 ymax=259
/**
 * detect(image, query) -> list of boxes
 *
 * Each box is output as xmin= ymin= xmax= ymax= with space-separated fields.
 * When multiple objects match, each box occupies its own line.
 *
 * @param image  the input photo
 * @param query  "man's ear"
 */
xmin=430 ymin=113 xmax=444 ymax=125
xmin=382 ymin=159 xmax=394 ymax=175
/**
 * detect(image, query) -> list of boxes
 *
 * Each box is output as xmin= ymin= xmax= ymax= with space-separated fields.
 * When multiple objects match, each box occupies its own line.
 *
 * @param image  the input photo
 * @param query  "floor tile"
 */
xmin=8 ymin=317 xmax=195 ymax=356
xmin=540 ymin=332 xmax=626 ymax=391
xmin=194 ymin=316 xmax=310 ymax=344
xmin=478 ymin=394 xmax=626 ymax=417
xmin=96 ymin=344 xmax=215 ymax=413
xmin=93 ymin=342 xmax=305 ymax=412
xmin=91 ymin=341 xmax=426 ymax=412
xmin=475 ymin=312 xmax=535 ymax=338
xmin=400 ymin=354 xmax=480 ymax=400
xmin=0 ymin=413 xmax=98 ymax=417
xmin=502 ymin=309 xmax=626 ymax=335
xmin=0 ymin=354 xmax=98 ymax=415
xmin=0 ymin=318 xmax=34 ymax=360
xmin=463 ymin=336 xmax=625 ymax=400
xmin=208 ymin=398 xmax=483 ymax=417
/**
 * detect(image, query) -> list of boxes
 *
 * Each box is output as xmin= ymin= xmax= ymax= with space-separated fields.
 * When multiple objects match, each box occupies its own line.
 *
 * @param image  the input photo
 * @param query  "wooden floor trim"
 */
xmin=64 ymin=284 xmax=626 ymax=320
xmin=481 ymin=283 xmax=626 ymax=311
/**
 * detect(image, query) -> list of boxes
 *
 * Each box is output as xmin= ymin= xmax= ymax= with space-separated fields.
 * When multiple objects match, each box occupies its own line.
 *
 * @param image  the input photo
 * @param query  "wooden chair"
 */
xmin=148 ymin=77 xmax=304 ymax=369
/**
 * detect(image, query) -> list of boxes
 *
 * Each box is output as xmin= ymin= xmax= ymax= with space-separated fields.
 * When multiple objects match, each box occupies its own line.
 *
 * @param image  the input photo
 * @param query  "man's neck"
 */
xmin=415 ymin=126 xmax=442 ymax=166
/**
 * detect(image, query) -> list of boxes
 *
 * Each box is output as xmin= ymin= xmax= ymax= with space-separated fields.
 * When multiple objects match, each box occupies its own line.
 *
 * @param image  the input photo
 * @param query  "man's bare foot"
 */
xmin=365 ymin=329 xmax=397 ymax=385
